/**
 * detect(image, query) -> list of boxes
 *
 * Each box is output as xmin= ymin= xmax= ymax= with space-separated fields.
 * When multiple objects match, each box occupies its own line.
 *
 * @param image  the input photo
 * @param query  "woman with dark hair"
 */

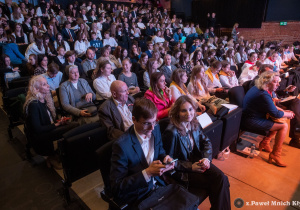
xmin=34 ymin=54 xmax=48 ymax=75
xmin=162 ymin=95 xmax=231 ymax=210
xmin=188 ymin=65 xmax=228 ymax=115
xmin=144 ymin=72 xmax=173 ymax=120
xmin=22 ymin=16 xmax=33 ymax=34
xmin=53 ymin=33 xmax=70 ymax=51
xmin=170 ymin=68 xmax=206 ymax=112
xmin=29 ymin=24 xmax=42 ymax=43
xmin=25 ymin=36 xmax=46 ymax=60
xmin=234 ymin=45 xmax=247 ymax=64
xmin=36 ymin=17 xmax=47 ymax=33
xmin=129 ymin=42 xmax=141 ymax=63
xmin=12 ymin=23 xmax=28 ymax=44
xmin=47 ymin=23 xmax=57 ymax=43
xmin=219 ymin=61 xmax=238 ymax=88
xmin=74 ymin=32 xmax=90 ymax=59
xmin=225 ymin=48 xmax=237 ymax=68
xmin=11 ymin=6 xmax=24 ymax=23
xmin=43 ymin=35 xmax=56 ymax=57
xmin=191 ymin=49 xmax=205 ymax=67
xmin=25 ymin=54 xmax=37 ymax=76
xmin=143 ymin=58 xmax=160 ymax=88
xmin=0 ymin=27 xmax=8 ymax=43
xmin=203 ymin=49 xmax=216 ymax=67
xmin=0 ymin=54 xmax=21 ymax=86
xmin=24 ymin=75 xmax=78 ymax=169
xmin=176 ymin=51 xmax=192 ymax=75
xmin=93 ymin=60 xmax=116 ymax=100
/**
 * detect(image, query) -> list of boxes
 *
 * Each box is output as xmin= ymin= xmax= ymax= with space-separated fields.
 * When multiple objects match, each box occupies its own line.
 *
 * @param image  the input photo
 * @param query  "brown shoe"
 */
xmin=268 ymin=146 xmax=287 ymax=167
xmin=259 ymin=137 xmax=272 ymax=153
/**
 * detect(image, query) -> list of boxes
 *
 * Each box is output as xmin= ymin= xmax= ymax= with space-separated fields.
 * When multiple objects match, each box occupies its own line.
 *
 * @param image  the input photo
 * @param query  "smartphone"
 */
xmin=164 ymin=159 xmax=178 ymax=165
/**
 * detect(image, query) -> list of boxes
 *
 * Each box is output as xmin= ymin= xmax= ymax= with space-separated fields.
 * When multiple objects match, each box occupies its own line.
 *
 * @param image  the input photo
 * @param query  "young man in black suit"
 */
xmin=110 ymin=98 xmax=175 ymax=208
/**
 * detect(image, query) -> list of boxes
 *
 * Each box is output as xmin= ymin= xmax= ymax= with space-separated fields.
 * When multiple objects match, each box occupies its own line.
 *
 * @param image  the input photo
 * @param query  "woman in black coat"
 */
xmin=162 ymin=95 xmax=231 ymax=210
xmin=24 ymin=75 xmax=78 ymax=168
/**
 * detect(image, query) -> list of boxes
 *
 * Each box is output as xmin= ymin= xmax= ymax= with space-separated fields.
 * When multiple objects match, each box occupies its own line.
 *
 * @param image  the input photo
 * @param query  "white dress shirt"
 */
xmin=113 ymin=98 xmax=133 ymax=131
xmin=103 ymin=37 xmax=118 ymax=47
xmin=93 ymin=74 xmax=116 ymax=100
xmin=134 ymin=126 xmax=154 ymax=182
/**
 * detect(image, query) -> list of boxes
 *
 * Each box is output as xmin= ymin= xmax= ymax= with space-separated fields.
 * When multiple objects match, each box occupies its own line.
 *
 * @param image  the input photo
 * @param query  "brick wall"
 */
xmin=221 ymin=21 xmax=300 ymax=45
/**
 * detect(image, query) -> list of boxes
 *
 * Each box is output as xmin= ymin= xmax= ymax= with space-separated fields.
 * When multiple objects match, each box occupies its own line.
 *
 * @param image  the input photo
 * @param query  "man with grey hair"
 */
xmin=159 ymin=54 xmax=177 ymax=86
xmin=98 ymin=80 xmax=135 ymax=141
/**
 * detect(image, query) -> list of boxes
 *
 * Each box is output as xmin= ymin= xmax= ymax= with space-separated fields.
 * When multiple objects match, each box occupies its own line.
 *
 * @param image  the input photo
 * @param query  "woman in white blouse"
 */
xmin=93 ymin=60 xmax=116 ymax=100
xmin=219 ymin=61 xmax=239 ymax=88
xmin=152 ymin=30 xmax=165 ymax=44
xmin=10 ymin=7 xmax=24 ymax=23
xmin=90 ymin=22 xmax=102 ymax=40
xmin=74 ymin=32 xmax=90 ymax=58
xmin=25 ymin=36 xmax=47 ymax=60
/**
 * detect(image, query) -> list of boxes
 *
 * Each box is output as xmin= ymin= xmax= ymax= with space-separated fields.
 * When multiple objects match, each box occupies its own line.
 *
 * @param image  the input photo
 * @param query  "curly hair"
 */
xmin=255 ymin=71 xmax=280 ymax=90
xmin=23 ymin=75 xmax=56 ymax=119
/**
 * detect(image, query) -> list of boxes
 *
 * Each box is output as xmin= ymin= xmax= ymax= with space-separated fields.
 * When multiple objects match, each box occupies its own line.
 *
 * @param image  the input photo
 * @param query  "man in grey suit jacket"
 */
xmin=160 ymin=54 xmax=177 ymax=86
xmin=98 ymin=80 xmax=135 ymax=141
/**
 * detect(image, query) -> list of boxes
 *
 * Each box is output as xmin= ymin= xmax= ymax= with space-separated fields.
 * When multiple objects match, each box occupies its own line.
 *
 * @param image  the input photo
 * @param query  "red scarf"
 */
xmin=245 ymin=60 xmax=255 ymax=65
xmin=268 ymin=57 xmax=276 ymax=62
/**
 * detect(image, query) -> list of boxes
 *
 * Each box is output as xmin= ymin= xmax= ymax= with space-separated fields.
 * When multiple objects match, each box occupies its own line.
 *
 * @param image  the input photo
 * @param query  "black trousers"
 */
xmin=280 ymin=98 xmax=300 ymax=139
xmin=188 ymin=164 xmax=231 ymax=210
xmin=31 ymin=122 xmax=79 ymax=156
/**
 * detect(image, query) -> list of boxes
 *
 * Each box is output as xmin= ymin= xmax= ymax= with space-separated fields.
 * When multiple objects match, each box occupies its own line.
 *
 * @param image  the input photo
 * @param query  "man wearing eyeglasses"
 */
xmin=110 ymin=98 xmax=175 ymax=208
xmin=98 ymin=80 xmax=135 ymax=141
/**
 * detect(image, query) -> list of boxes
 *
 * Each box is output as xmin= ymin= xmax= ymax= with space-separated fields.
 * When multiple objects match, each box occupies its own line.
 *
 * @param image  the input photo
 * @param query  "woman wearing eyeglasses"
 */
xmin=162 ymin=95 xmax=231 ymax=210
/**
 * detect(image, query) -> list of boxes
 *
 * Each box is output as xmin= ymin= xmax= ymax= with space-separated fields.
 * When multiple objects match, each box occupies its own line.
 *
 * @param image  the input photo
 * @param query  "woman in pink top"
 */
xmin=144 ymin=72 xmax=173 ymax=120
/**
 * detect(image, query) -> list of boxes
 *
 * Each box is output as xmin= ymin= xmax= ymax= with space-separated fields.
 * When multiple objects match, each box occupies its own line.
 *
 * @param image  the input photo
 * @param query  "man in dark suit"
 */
xmin=98 ymin=80 xmax=135 ymax=141
xmin=160 ymin=54 xmax=177 ymax=86
xmin=61 ymin=21 xmax=76 ymax=45
xmin=145 ymin=41 xmax=154 ymax=58
xmin=110 ymin=98 xmax=175 ymax=207
xmin=131 ymin=6 xmax=138 ymax=19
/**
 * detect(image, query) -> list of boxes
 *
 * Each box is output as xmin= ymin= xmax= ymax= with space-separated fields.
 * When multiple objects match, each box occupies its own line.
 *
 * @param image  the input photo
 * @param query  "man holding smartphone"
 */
xmin=110 ymin=98 xmax=175 ymax=208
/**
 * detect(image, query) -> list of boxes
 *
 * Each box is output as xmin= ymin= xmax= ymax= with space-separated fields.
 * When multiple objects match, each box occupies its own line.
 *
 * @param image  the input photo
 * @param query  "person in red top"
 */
xmin=241 ymin=52 xmax=258 ymax=72
xmin=144 ymin=72 xmax=173 ymax=120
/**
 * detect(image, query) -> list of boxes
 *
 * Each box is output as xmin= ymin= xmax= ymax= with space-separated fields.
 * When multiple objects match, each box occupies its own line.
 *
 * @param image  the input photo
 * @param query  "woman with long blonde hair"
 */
xmin=24 ymin=75 xmax=78 ymax=168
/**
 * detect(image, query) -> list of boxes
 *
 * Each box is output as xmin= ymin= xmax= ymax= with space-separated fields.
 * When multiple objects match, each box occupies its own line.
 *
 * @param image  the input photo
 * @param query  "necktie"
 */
xmin=68 ymin=29 xmax=73 ymax=42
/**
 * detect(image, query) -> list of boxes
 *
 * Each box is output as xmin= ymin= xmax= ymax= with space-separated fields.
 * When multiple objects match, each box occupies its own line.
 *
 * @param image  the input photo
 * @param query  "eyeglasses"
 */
xmin=140 ymin=120 xmax=158 ymax=128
